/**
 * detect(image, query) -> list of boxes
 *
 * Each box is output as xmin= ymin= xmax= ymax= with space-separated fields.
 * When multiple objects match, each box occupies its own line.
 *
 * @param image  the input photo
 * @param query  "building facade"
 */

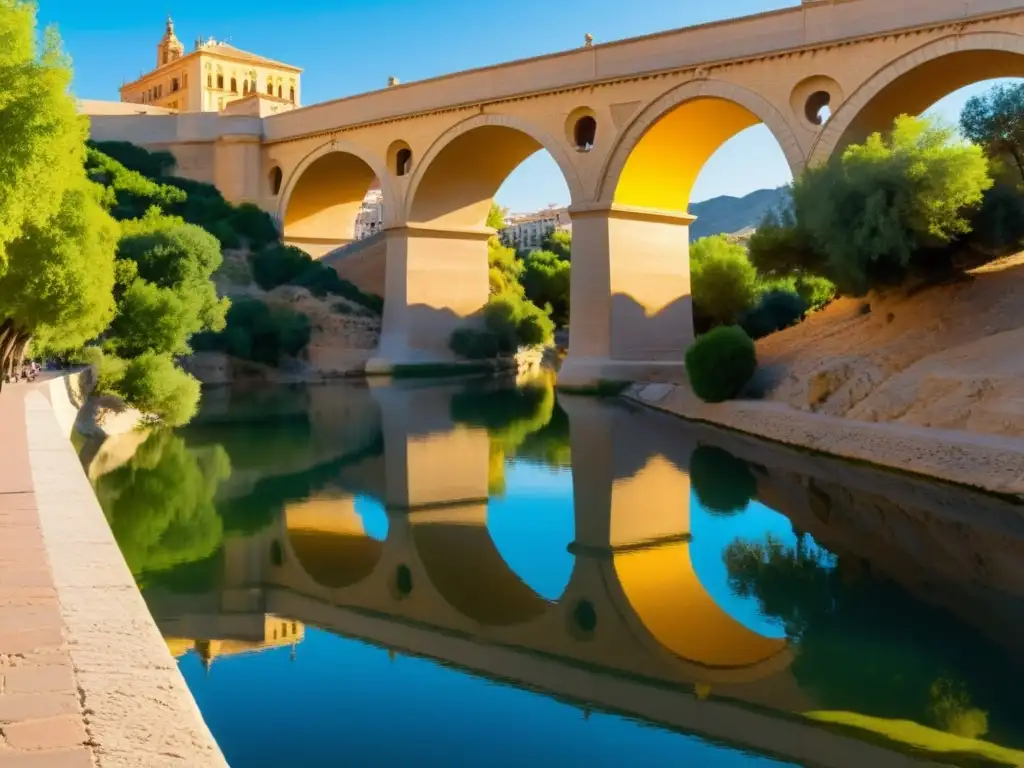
xmin=119 ymin=17 xmax=302 ymax=113
xmin=500 ymin=206 xmax=571 ymax=252
xmin=354 ymin=188 xmax=385 ymax=240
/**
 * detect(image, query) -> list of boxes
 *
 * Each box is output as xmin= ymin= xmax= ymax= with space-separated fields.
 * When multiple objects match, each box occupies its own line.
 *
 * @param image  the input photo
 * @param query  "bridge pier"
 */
xmin=559 ymin=205 xmax=694 ymax=390
xmin=367 ymin=225 xmax=491 ymax=374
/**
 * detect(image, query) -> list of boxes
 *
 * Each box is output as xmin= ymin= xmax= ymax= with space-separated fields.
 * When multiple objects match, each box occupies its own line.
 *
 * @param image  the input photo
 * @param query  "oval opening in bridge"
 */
xmin=805 ymin=90 xmax=832 ymax=126
xmin=573 ymin=115 xmax=597 ymax=152
xmin=269 ymin=166 xmax=283 ymax=196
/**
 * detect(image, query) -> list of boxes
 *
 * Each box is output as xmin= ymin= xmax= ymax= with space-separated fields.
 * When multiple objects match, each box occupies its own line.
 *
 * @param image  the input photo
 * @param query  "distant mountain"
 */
xmin=689 ymin=187 xmax=790 ymax=240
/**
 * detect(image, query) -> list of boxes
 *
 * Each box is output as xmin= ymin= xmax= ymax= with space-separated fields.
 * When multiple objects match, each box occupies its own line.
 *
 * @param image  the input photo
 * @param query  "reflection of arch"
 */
xmin=412 ymin=504 xmax=552 ymax=626
xmin=404 ymin=113 xmax=583 ymax=228
xmin=285 ymin=497 xmax=385 ymax=589
xmin=811 ymin=32 xmax=1024 ymax=164
xmin=598 ymin=79 xmax=804 ymax=213
xmin=614 ymin=540 xmax=786 ymax=668
xmin=276 ymin=140 xmax=395 ymax=250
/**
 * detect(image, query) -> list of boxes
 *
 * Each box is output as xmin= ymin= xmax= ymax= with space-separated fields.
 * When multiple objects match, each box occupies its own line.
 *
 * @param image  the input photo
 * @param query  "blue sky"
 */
xmin=42 ymin=0 xmax=1007 ymax=212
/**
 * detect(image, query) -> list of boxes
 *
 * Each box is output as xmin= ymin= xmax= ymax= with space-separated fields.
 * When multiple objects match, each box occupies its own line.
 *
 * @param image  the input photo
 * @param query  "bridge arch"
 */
xmin=811 ymin=31 xmax=1024 ymax=165
xmin=597 ymin=78 xmax=805 ymax=212
xmin=276 ymin=139 xmax=396 ymax=257
xmin=404 ymin=113 xmax=584 ymax=228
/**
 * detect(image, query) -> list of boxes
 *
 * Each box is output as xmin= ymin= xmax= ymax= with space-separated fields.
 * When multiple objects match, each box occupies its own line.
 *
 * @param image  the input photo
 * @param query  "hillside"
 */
xmin=754 ymin=253 xmax=1024 ymax=437
xmin=690 ymin=187 xmax=789 ymax=240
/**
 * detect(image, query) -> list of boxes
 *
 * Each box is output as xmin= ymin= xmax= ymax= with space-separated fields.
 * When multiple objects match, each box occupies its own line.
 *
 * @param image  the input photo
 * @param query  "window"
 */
xmin=269 ymin=166 xmax=283 ymax=196
xmin=289 ymin=86 xmax=295 ymax=102
xmin=230 ymin=77 xmax=237 ymax=93
xmin=573 ymin=115 xmax=597 ymax=151
xmin=171 ymin=77 xmax=179 ymax=92
xmin=216 ymin=74 xmax=224 ymax=89
xmin=395 ymin=148 xmax=412 ymax=177
xmin=267 ymin=82 xmax=273 ymax=95
xmin=207 ymin=74 xmax=212 ymax=88
xmin=243 ymin=80 xmax=249 ymax=94
xmin=277 ymin=84 xmax=282 ymax=98
xmin=183 ymin=73 xmax=188 ymax=88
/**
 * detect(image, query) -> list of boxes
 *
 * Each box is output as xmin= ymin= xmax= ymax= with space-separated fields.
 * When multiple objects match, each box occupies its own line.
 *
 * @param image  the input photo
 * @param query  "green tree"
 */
xmin=794 ymin=115 xmax=992 ymax=293
xmin=521 ymin=249 xmax=571 ymax=326
xmin=118 ymin=352 xmax=202 ymax=427
xmin=960 ymin=82 xmax=1024 ymax=184
xmin=541 ymin=228 xmax=572 ymax=260
xmin=488 ymin=237 xmax=524 ymax=296
xmin=486 ymin=202 xmax=507 ymax=230
xmin=107 ymin=211 xmax=228 ymax=359
xmin=0 ymin=2 xmax=86 ymax=276
xmin=690 ymin=235 xmax=759 ymax=327
xmin=0 ymin=182 xmax=118 ymax=379
xmin=747 ymin=204 xmax=821 ymax=278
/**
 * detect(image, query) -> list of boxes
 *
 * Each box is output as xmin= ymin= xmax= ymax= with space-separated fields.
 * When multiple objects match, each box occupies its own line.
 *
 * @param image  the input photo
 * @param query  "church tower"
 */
xmin=157 ymin=15 xmax=184 ymax=67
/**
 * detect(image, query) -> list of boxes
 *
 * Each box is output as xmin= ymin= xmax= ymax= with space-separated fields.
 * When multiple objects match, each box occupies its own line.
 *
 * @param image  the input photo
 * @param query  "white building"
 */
xmin=499 ymin=205 xmax=570 ymax=252
xmin=354 ymin=188 xmax=384 ymax=240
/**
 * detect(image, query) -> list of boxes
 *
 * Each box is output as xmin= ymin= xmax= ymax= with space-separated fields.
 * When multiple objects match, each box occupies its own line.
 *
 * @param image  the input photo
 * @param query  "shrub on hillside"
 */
xmin=88 ymin=140 xmax=177 ymax=178
xmin=250 ymin=244 xmax=383 ymax=313
xmin=449 ymin=327 xmax=503 ymax=360
xmin=193 ymin=297 xmax=311 ymax=367
xmin=691 ymin=236 xmax=759 ymax=327
xmin=685 ymin=326 xmax=757 ymax=403
xmin=484 ymin=292 xmax=555 ymax=349
xmin=740 ymin=290 xmax=807 ymax=340
xmin=794 ymin=115 xmax=992 ymax=293
xmin=227 ymin=203 xmax=278 ymax=250
xmin=118 ymin=352 xmax=202 ymax=427
xmin=794 ymin=274 xmax=837 ymax=311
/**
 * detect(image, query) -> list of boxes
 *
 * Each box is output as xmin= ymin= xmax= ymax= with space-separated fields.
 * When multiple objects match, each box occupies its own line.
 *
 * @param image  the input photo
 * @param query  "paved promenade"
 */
xmin=0 ymin=385 xmax=92 ymax=766
xmin=0 ymin=380 xmax=227 ymax=768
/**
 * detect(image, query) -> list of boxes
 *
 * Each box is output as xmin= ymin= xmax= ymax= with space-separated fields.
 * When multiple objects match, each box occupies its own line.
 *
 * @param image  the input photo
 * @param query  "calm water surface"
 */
xmin=83 ymin=377 xmax=1024 ymax=767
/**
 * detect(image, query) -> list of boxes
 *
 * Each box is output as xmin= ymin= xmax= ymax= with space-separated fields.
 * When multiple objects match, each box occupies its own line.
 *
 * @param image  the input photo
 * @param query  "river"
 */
xmin=81 ymin=375 xmax=1024 ymax=767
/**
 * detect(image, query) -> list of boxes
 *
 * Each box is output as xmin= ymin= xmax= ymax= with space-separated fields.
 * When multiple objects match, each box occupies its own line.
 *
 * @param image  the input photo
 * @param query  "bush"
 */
xmin=961 ymin=183 xmax=1024 ymax=256
xmin=484 ymin=292 xmax=555 ymax=348
xmin=193 ymin=297 xmax=311 ymax=367
xmin=118 ymin=352 xmax=201 ymax=427
xmin=691 ymin=236 xmax=759 ymax=327
xmin=87 ymin=141 xmax=177 ymax=178
xmin=250 ymin=243 xmax=383 ymax=313
xmin=449 ymin=328 xmax=503 ymax=360
xmin=228 ymin=203 xmax=278 ymax=250
xmin=521 ymin=249 xmax=570 ymax=326
xmin=77 ymin=347 xmax=126 ymax=394
xmin=685 ymin=326 xmax=757 ymax=403
xmin=690 ymin=445 xmax=757 ymax=515
xmin=747 ymin=205 xmax=820 ymax=277
xmin=208 ymin=220 xmax=241 ymax=250
xmin=794 ymin=274 xmax=837 ymax=311
xmin=740 ymin=290 xmax=807 ymax=340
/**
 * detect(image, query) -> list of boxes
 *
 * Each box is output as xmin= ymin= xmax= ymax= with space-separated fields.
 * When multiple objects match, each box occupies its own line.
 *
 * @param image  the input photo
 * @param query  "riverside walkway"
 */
xmin=0 ymin=379 xmax=226 ymax=768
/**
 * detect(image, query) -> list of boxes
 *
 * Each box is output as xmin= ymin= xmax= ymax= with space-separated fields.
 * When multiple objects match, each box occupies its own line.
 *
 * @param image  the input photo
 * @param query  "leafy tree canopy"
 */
xmin=960 ymin=82 xmax=1024 ymax=184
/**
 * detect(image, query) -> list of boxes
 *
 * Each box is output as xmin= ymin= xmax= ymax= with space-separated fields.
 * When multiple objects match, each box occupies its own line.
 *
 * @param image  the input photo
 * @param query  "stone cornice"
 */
xmin=262 ymin=7 xmax=1022 ymax=147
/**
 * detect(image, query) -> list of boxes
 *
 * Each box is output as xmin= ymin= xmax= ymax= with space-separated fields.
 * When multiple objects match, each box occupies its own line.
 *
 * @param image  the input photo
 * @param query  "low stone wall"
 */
xmin=625 ymin=382 xmax=1024 ymax=497
xmin=4 ymin=378 xmax=227 ymax=767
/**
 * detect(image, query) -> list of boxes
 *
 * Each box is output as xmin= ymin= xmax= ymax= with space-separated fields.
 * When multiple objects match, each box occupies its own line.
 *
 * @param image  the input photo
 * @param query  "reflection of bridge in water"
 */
xmin=148 ymin=381 xmax=1002 ymax=768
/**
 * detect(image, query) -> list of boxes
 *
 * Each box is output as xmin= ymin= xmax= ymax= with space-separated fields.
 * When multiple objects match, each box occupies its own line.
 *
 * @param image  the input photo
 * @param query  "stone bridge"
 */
xmin=88 ymin=0 xmax=1024 ymax=385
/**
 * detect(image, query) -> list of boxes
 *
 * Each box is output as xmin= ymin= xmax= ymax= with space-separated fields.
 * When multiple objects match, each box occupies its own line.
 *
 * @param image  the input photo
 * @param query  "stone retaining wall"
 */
xmin=0 ymin=378 xmax=227 ymax=767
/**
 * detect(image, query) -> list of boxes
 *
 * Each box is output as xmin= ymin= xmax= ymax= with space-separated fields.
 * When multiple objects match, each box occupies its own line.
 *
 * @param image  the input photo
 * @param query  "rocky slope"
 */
xmin=755 ymin=253 xmax=1024 ymax=438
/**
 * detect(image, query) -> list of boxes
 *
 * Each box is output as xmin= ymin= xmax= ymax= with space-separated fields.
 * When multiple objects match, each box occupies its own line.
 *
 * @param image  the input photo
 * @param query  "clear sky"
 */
xmin=41 ymin=0 xmax=1009 ymax=213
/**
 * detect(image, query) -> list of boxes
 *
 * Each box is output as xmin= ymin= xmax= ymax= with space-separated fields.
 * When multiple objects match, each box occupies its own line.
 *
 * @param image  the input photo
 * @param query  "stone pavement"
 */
xmin=0 ymin=385 xmax=93 ymax=766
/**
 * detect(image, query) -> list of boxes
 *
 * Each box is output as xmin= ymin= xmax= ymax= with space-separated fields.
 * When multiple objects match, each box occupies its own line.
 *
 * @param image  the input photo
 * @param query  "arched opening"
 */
xmin=821 ymin=41 xmax=1024 ymax=161
xmin=267 ymin=82 xmax=273 ymax=95
xmin=243 ymin=80 xmax=249 ymax=95
xmin=412 ymin=503 xmax=551 ymax=626
xmin=408 ymin=122 xmax=573 ymax=230
xmin=269 ymin=166 xmax=283 ymax=196
xmin=573 ymin=115 xmax=597 ymax=152
xmin=396 ymin=148 xmax=412 ymax=176
xmin=230 ymin=77 xmax=237 ymax=94
xmin=216 ymin=73 xmax=224 ymax=89
xmin=285 ymin=496 xmax=386 ymax=590
xmin=277 ymin=84 xmax=283 ymax=98
xmin=290 ymin=86 xmax=295 ymax=103
xmin=805 ymin=91 xmax=832 ymax=126
xmin=280 ymin=147 xmax=384 ymax=259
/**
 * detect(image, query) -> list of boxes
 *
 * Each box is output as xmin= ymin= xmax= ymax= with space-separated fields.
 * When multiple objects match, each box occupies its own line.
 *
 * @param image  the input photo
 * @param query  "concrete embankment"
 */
xmin=625 ymin=382 xmax=1024 ymax=497
xmin=0 ymin=375 xmax=226 ymax=767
